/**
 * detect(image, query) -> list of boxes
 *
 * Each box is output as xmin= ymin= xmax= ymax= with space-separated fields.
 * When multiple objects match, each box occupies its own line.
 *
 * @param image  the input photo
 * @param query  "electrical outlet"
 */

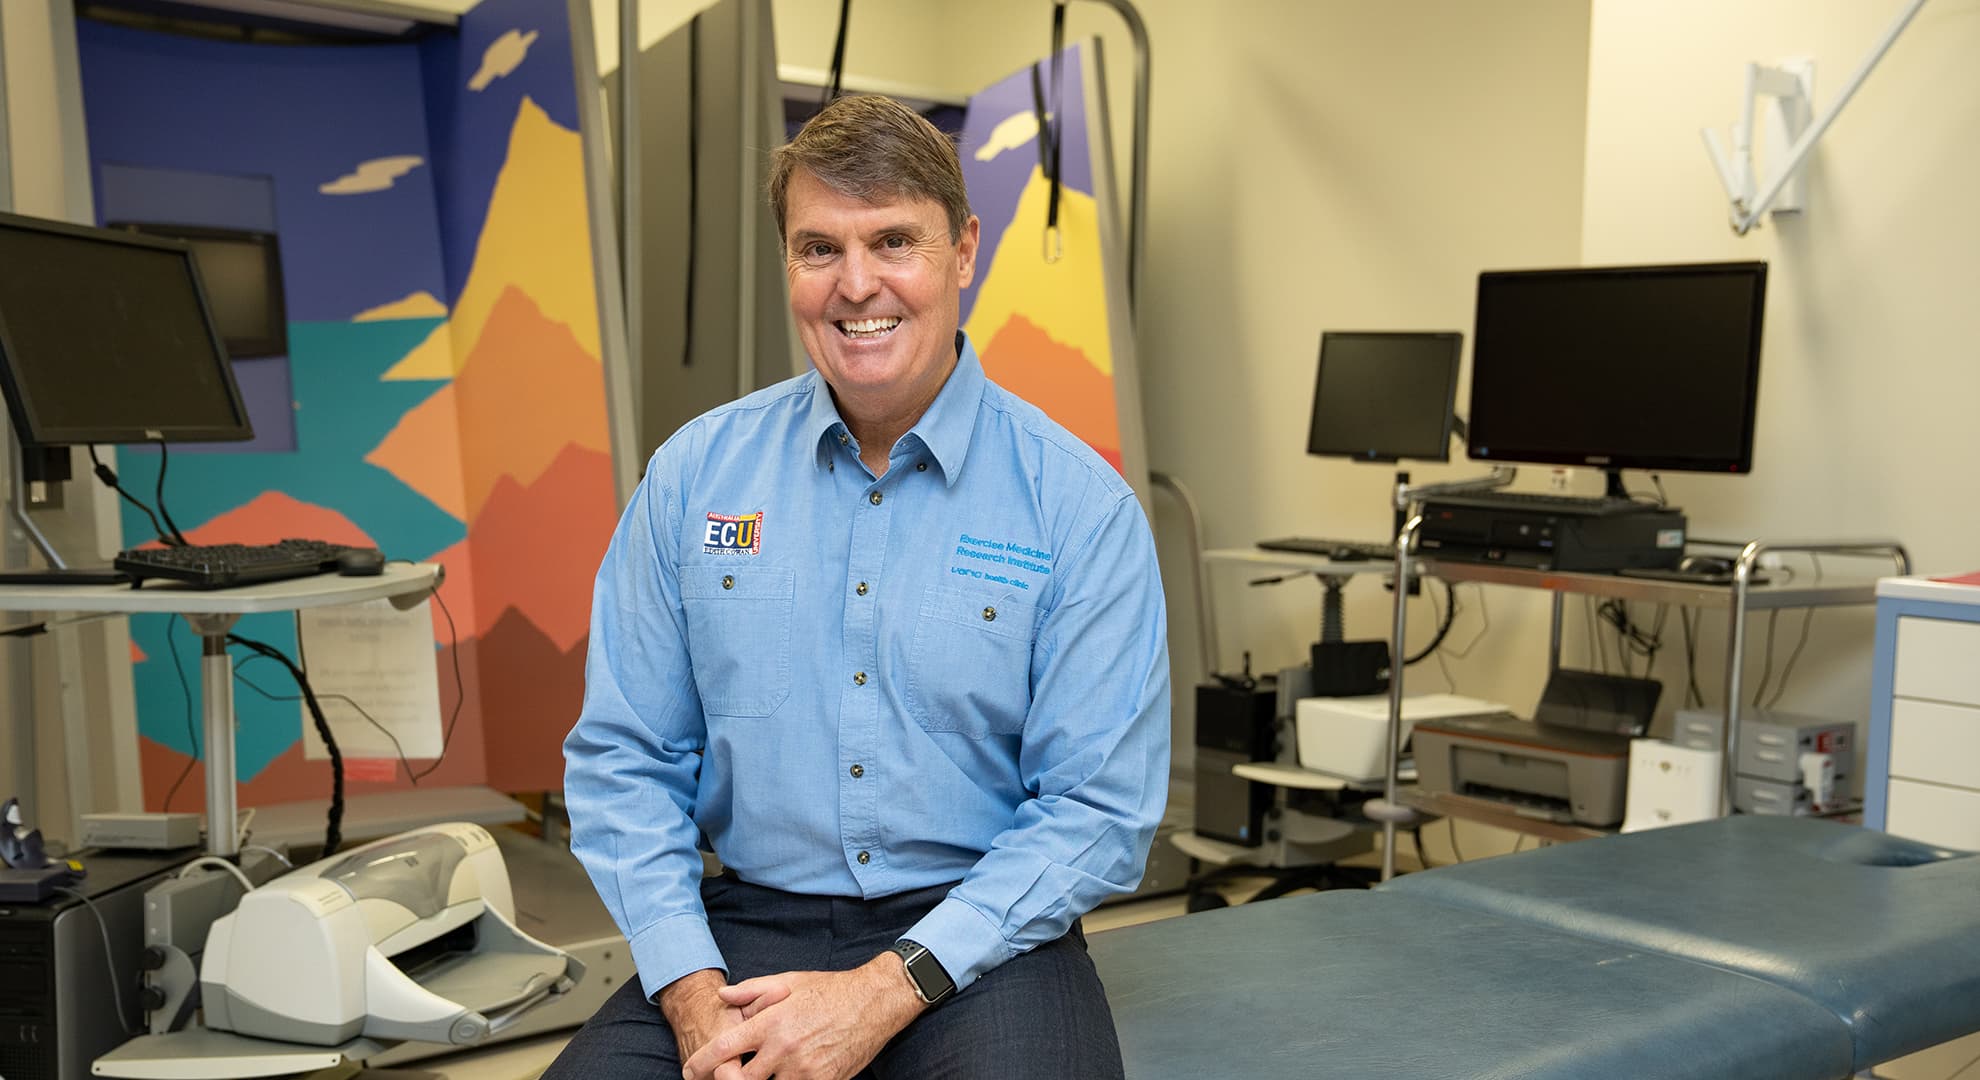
xmin=1549 ymin=468 xmax=1574 ymax=492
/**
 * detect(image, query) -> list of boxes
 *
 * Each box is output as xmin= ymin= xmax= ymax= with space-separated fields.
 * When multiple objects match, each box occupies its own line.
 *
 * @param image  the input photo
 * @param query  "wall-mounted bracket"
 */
xmin=1701 ymin=0 xmax=1928 ymax=236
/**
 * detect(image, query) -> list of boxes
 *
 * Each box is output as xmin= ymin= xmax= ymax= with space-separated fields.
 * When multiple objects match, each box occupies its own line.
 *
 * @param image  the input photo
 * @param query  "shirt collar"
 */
xmin=809 ymin=332 xmax=984 ymax=487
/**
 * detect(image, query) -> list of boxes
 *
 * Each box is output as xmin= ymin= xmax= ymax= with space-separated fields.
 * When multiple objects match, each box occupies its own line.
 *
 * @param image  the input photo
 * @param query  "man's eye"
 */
xmin=803 ymin=243 xmax=834 ymax=259
xmin=882 ymin=235 xmax=909 ymax=250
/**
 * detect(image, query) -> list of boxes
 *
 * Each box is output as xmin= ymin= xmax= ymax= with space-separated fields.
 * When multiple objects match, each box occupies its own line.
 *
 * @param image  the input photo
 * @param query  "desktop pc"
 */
xmin=0 ymin=211 xmax=378 ymax=588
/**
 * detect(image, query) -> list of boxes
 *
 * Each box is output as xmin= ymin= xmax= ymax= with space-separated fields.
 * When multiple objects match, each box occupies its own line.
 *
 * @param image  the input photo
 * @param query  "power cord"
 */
xmin=50 ymin=885 xmax=136 ymax=1036
xmin=225 ymin=633 xmax=344 ymax=857
xmin=86 ymin=445 xmax=178 ymax=547
xmin=152 ymin=437 xmax=189 ymax=546
xmin=161 ymin=614 xmax=201 ymax=812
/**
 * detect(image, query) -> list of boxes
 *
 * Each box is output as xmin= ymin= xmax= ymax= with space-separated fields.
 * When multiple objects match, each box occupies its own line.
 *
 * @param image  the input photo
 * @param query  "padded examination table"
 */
xmin=1381 ymin=815 xmax=1980 ymax=1070
xmin=1090 ymin=816 xmax=1980 ymax=1079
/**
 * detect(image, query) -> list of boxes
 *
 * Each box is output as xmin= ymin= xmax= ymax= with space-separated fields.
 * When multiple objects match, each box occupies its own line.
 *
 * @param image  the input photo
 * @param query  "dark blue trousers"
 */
xmin=543 ymin=874 xmax=1126 ymax=1079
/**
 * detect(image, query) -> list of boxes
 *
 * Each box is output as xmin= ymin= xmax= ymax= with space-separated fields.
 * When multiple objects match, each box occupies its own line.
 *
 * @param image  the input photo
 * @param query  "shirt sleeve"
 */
xmin=562 ymin=441 xmax=727 ymax=1001
xmin=902 ymin=490 xmax=1172 ymax=991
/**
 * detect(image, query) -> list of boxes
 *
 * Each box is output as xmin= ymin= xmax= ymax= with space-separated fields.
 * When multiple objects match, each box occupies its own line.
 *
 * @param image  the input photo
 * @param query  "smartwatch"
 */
xmin=888 ymin=939 xmax=956 ymax=1006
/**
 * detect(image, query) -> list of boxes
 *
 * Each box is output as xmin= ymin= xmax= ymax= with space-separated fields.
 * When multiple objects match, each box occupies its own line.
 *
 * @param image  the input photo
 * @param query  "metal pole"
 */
xmin=1376 ymin=513 xmax=1425 ymax=881
xmin=1150 ymin=470 xmax=1216 ymax=681
xmin=189 ymin=615 xmax=241 ymax=856
xmin=1548 ymin=593 xmax=1565 ymax=669
xmin=1077 ymin=0 xmax=1148 ymax=310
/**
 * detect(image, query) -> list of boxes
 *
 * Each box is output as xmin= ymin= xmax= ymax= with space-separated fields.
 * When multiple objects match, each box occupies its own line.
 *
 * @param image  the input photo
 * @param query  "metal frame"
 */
xmin=1372 ymin=513 xmax=1908 ymax=880
xmin=570 ymin=0 xmax=640 ymax=505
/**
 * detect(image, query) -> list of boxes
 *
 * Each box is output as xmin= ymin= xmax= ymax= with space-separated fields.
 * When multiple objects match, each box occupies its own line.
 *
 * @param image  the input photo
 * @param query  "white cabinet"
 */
xmin=1868 ymin=577 xmax=1980 ymax=850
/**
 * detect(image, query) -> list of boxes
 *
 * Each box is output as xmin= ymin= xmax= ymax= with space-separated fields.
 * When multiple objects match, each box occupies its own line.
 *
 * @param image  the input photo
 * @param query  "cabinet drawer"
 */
xmin=1890 ymin=698 xmax=1980 ymax=789
xmin=1886 ymin=779 xmax=1980 ymax=851
xmin=1894 ymin=616 xmax=1980 ymax=706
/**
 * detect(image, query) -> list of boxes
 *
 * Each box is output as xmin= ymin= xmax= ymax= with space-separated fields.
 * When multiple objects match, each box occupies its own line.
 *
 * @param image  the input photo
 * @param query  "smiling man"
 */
xmin=552 ymin=94 xmax=1169 ymax=1080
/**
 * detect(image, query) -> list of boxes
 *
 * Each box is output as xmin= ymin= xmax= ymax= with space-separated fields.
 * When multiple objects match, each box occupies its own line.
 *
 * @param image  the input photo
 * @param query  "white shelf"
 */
xmin=0 ymin=562 xmax=440 ymax=616
xmin=1231 ymin=760 xmax=1414 ymax=790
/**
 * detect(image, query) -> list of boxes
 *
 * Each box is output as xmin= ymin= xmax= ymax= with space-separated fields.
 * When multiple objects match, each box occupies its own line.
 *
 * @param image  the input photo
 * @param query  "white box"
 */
xmin=80 ymin=811 xmax=203 ymax=850
xmin=1622 ymin=739 xmax=1724 ymax=833
xmin=1295 ymin=693 xmax=1508 ymax=782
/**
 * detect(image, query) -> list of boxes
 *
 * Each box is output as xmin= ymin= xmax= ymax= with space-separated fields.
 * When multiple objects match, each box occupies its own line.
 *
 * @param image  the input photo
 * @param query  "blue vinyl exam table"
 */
xmin=1089 ymin=816 xmax=1980 ymax=1079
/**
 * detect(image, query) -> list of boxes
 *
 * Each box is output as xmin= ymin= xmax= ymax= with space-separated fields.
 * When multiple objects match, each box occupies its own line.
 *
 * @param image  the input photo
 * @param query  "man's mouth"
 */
xmin=835 ymin=316 xmax=902 ymax=340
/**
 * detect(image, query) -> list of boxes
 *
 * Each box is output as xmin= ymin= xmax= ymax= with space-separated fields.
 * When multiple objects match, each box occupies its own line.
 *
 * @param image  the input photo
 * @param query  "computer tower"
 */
xmin=1194 ymin=681 xmax=1277 ymax=847
xmin=0 ymin=850 xmax=191 ymax=1080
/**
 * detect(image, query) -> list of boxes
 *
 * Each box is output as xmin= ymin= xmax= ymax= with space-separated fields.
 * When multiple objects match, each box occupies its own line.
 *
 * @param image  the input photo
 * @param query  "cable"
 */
xmin=225 ymin=634 xmax=343 ymax=856
xmin=1447 ymin=819 xmax=1465 ymax=863
xmin=86 ymin=446 xmax=174 ymax=546
xmin=161 ymin=615 xmax=200 ymax=813
xmin=1764 ymin=610 xmax=1817 ymax=710
xmin=152 ymin=437 xmax=188 ymax=546
xmin=240 ymin=844 xmax=292 ymax=869
xmin=1679 ymin=608 xmax=1704 ymax=708
xmin=177 ymin=855 xmax=256 ymax=893
xmin=1402 ymin=580 xmax=1458 ymax=666
xmin=409 ymin=584 xmax=465 ymax=783
xmin=1750 ymin=609 xmax=1783 ymax=707
xmin=50 ymin=885 xmax=136 ymax=1036
xmin=1 ymin=621 xmax=48 ymax=638
xmin=1445 ymin=585 xmax=1490 ymax=659
xmin=235 ymin=658 xmax=418 ymax=785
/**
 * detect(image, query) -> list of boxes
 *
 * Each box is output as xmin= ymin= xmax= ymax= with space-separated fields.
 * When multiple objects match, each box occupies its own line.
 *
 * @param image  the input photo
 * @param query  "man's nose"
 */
xmin=836 ymin=247 xmax=880 ymax=304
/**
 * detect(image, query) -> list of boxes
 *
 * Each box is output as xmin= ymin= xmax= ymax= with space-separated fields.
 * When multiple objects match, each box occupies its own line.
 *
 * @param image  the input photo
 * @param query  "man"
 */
xmin=552 ymin=94 xmax=1169 ymax=1080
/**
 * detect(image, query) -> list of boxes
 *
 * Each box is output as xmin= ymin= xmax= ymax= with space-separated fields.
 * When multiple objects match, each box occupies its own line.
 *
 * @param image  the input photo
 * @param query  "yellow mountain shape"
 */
xmin=354 ymin=291 xmax=447 ymax=321
xmin=386 ymin=96 xmax=601 ymax=379
xmin=964 ymin=166 xmax=1114 ymax=378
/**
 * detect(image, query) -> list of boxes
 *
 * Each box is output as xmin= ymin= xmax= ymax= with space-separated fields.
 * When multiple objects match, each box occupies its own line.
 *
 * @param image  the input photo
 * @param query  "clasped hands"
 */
xmin=668 ymin=955 xmax=927 ymax=1080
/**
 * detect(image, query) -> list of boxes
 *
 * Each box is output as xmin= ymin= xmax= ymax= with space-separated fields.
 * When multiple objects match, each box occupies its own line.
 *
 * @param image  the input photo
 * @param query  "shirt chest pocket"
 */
xmin=680 ymin=566 xmax=794 ymax=718
xmin=905 ymin=584 xmax=1039 ymax=738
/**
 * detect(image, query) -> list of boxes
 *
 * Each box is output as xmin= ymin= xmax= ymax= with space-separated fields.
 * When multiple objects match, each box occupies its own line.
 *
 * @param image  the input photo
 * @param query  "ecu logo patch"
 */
xmin=703 ymin=512 xmax=763 ymax=556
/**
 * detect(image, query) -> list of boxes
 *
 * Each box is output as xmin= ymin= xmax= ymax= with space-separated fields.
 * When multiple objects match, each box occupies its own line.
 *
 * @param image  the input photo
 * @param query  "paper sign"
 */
xmin=296 ymin=597 xmax=443 ymax=763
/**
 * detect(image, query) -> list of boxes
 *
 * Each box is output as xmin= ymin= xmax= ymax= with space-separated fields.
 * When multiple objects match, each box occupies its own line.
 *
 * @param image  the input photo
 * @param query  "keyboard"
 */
xmin=1256 ymin=537 xmax=1395 ymax=562
xmin=1423 ymin=492 xmax=1672 ymax=517
xmin=114 ymin=539 xmax=377 ymax=590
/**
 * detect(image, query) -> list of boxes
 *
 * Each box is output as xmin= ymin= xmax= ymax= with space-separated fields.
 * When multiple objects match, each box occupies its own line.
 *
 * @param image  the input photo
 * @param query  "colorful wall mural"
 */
xmin=955 ymin=43 xmax=1143 ymax=490
xmin=76 ymin=0 xmax=616 ymax=807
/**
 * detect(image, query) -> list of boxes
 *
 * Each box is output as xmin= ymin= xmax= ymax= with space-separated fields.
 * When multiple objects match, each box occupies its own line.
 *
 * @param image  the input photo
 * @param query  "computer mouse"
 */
xmin=1330 ymin=545 xmax=1370 ymax=562
xmin=1677 ymin=554 xmax=1735 ymax=576
xmin=335 ymin=547 xmax=387 ymax=576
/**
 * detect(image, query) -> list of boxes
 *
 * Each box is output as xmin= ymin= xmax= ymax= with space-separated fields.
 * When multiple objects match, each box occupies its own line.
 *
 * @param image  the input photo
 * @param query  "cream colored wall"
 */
xmin=1581 ymin=0 xmax=1980 ymax=785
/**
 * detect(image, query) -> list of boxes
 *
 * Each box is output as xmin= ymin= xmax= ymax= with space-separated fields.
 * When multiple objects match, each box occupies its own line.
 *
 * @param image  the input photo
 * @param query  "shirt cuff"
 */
xmin=630 ymin=910 xmax=728 ymax=1002
xmin=902 ymin=895 xmax=1015 ymax=994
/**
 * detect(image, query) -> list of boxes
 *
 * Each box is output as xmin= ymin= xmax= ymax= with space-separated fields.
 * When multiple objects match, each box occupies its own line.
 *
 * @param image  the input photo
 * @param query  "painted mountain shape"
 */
xmin=368 ymin=284 xmax=609 ymax=522
xmin=462 ymin=442 xmax=616 ymax=653
xmin=354 ymin=291 xmax=447 ymax=321
xmin=473 ymin=606 xmax=588 ymax=793
xmin=386 ymin=95 xmax=602 ymax=379
xmin=964 ymin=165 xmax=1115 ymax=379
xmin=979 ymin=312 xmax=1123 ymax=474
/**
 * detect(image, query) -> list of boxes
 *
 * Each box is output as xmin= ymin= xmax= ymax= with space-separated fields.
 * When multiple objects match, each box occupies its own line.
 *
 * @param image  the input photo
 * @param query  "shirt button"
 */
xmin=856 ymin=582 xmax=869 ymax=596
xmin=857 ymin=851 xmax=871 ymax=865
xmin=850 ymin=764 xmax=865 ymax=778
xmin=982 ymin=606 xmax=997 ymax=622
xmin=854 ymin=672 xmax=867 ymax=686
xmin=840 ymin=433 xmax=849 ymax=445
xmin=916 ymin=462 xmax=928 ymax=472
xmin=869 ymin=491 xmax=883 ymax=506
xmin=722 ymin=575 xmax=735 ymax=590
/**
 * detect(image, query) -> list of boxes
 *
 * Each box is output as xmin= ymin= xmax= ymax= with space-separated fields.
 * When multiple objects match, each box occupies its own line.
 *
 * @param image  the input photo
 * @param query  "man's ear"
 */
xmin=955 ymin=216 xmax=982 ymax=289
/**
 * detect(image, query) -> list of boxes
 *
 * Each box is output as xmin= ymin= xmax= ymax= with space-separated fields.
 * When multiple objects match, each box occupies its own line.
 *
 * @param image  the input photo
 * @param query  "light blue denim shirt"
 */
xmin=565 ymin=334 xmax=1170 ymax=1000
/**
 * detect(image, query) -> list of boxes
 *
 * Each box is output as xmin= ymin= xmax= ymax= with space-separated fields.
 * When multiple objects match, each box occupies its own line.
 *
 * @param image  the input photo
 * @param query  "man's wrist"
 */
xmin=657 ymin=967 xmax=725 ymax=1021
xmin=870 ymin=953 xmax=932 ymax=1020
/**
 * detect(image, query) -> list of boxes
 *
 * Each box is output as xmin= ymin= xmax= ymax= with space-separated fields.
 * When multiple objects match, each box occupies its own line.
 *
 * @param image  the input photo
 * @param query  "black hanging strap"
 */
xmin=823 ymin=0 xmax=852 ymax=108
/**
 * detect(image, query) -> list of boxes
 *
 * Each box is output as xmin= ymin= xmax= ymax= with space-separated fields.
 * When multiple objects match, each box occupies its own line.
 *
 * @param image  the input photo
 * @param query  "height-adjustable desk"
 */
xmin=0 ymin=564 xmax=441 ymax=856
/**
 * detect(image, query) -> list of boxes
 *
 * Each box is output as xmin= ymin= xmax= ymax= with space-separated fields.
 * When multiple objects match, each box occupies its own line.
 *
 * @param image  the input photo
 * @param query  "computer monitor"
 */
xmin=108 ymin=222 xmax=288 ymax=359
xmin=1466 ymin=262 xmax=1767 ymax=491
xmin=1305 ymin=331 xmax=1462 ymax=463
xmin=0 ymin=211 xmax=253 ymax=449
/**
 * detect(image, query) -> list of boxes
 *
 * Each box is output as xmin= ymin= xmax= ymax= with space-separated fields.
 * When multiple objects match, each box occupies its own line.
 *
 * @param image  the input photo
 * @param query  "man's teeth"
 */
xmin=838 ymin=317 xmax=901 ymax=338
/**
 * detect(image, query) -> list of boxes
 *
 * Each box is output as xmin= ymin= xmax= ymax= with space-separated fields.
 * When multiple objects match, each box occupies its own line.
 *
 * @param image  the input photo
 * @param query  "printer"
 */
xmin=1411 ymin=670 xmax=1661 ymax=827
xmin=200 ymin=822 xmax=584 ymax=1048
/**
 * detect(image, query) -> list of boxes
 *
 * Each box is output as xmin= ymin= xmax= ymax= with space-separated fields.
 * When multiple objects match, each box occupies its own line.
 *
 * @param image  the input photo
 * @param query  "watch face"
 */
xmin=897 ymin=942 xmax=955 ymax=1003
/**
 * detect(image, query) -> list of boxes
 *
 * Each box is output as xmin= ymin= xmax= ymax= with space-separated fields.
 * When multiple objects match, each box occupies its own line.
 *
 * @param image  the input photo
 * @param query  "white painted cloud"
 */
xmin=973 ymin=110 xmax=1043 ymax=163
xmin=469 ymin=29 xmax=540 ymax=91
xmin=319 ymin=155 xmax=425 ymax=196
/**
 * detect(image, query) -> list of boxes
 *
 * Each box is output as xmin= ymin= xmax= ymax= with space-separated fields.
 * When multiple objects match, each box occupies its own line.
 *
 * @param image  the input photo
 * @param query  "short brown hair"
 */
xmin=769 ymin=94 xmax=971 ymax=243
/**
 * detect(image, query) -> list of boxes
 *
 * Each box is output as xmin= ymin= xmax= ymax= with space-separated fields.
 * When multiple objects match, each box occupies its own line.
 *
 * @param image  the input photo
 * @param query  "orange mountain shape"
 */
xmin=461 ymin=442 xmax=616 ymax=653
xmin=368 ymin=285 xmax=610 ymax=522
xmin=174 ymin=490 xmax=376 ymax=548
xmin=979 ymin=312 xmax=1123 ymax=467
xmin=386 ymin=96 xmax=601 ymax=379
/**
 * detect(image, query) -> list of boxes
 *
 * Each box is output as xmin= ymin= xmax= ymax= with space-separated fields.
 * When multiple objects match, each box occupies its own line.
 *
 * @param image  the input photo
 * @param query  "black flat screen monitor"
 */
xmin=109 ymin=222 xmax=287 ymax=359
xmin=1467 ymin=262 xmax=1767 ymax=474
xmin=1305 ymin=331 xmax=1462 ymax=463
xmin=0 ymin=211 xmax=253 ymax=447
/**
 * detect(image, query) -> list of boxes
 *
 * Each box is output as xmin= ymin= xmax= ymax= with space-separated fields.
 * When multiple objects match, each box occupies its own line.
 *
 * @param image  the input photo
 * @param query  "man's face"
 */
xmin=783 ymin=169 xmax=980 ymax=412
